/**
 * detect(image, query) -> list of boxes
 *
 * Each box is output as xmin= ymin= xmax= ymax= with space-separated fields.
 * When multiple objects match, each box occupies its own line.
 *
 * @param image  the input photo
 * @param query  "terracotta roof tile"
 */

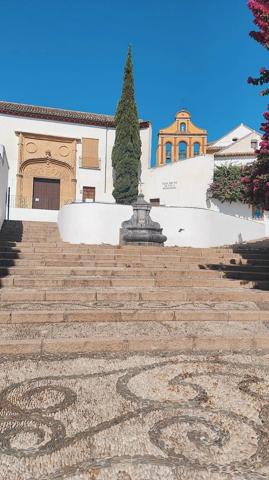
xmin=215 ymin=151 xmax=256 ymax=158
xmin=0 ymin=101 xmax=150 ymax=129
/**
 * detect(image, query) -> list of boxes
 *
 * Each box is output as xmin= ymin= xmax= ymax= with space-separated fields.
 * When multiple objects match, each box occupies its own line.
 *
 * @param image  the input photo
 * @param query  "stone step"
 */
xmin=0 ymin=244 xmax=242 ymax=254
xmin=0 ymin=319 xmax=268 ymax=354
xmin=0 ymin=275 xmax=254 ymax=288
xmin=0 ymin=243 xmax=246 ymax=255
xmin=0 ymin=303 xmax=267 ymax=324
xmin=0 ymin=252 xmax=245 ymax=264
xmin=0 ymin=237 xmax=61 ymax=242
xmin=0 ymin=286 xmax=268 ymax=302
xmin=1 ymin=266 xmax=269 ymax=281
xmin=204 ymin=263 xmax=269 ymax=272
xmin=0 ymin=239 xmax=239 ymax=253
xmin=0 ymin=266 xmax=229 ymax=277
xmin=2 ymin=258 xmax=266 ymax=268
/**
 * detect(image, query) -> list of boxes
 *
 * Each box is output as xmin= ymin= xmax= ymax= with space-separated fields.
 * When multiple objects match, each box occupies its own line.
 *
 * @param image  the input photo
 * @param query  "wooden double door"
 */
xmin=32 ymin=178 xmax=60 ymax=210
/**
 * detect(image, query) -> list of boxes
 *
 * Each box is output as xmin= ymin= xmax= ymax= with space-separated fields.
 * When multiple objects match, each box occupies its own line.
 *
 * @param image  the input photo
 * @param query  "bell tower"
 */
xmin=156 ymin=109 xmax=207 ymax=166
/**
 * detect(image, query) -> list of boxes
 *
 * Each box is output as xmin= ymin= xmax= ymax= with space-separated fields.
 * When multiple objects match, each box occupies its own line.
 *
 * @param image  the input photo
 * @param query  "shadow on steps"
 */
xmin=0 ymin=220 xmax=22 ymax=287
xmin=202 ymin=239 xmax=269 ymax=291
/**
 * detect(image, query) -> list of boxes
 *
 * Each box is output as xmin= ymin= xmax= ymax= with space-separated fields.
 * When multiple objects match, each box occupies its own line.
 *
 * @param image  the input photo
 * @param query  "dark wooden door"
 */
xmin=32 ymin=178 xmax=60 ymax=210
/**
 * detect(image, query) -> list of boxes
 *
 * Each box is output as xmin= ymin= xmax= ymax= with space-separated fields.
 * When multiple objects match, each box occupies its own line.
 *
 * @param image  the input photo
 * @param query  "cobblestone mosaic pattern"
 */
xmin=0 ymin=300 xmax=260 ymax=310
xmin=1 ymin=351 xmax=269 ymax=479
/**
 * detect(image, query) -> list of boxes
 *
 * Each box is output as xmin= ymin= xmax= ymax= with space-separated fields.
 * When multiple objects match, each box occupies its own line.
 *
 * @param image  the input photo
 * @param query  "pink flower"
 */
xmin=241 ymin=177 xmax=251 ymax=183
xmin=253 ymin=178 xmax=260 ymax=184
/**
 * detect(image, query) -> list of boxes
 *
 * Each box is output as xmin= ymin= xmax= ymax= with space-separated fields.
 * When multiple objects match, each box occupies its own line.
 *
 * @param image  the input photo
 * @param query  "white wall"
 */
xmin=210 ymin=200 xmax=253 ymax=219
xmin=58 ymin=202 xmax=265 ymax=247
xmin=150 ymin=206 xmax=265 ymax=247
xmin=0 ymin=113 xmax=152 ymax=205
xmin=0 ymin=145 xmax=9 ymax=229
xmin=212 ymin=124 xmax=254 ymax=148
xmin=9 ymin=208 xmax=58 ymax=222
xmin=141 ymin=151 xmax=267 ymax=227
xmin=58 ymin=202 xmax=132 ymax=245
xmin=142 ymin=154 xmax=214 ymax=208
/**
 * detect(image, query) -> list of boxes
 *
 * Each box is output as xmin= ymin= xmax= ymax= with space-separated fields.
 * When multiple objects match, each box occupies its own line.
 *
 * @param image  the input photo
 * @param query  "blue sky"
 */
xmin=0 ymin=0 xmax=268 ymax=165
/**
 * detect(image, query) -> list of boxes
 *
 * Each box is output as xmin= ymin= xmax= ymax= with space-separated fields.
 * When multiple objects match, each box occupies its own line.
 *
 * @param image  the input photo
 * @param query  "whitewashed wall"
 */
xmin=0 ymin=145 xmax=9 ymax=229
xmin=142 ymin=154 xmax=214 ymax=208
xmin=142 ymin=152 xmax=268 ymax=228
xmin=58 ymin=202 xmax=265 ymax=247
xmin=58 ymin=202 xmax=132 ymax=245
xmin=9 ymin=208 xmax=58 ymax=222
xmin=212 ymin=124 xmax=254 ymax=148
xmin=0 ymin=113 xmax=152 ymax=205
xmin=210 ymin=200 xmax=253 ymax=219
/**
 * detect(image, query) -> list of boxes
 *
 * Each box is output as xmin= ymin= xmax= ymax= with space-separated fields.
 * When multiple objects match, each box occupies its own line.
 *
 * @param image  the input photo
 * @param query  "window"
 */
xmin=180 ymin=122 xmax=186 ymax=132
xmin=83 ymin=186 xmax=95 ymax=202
xmin=251 ymin=139 xmax=258 ymax=150
xmin=193 ymin=142 xmax=200 ymax=156
xmin=81 ymin=138 xmax=99 ymax=169
xmin=165 ymin=142 xmax=172 ymax=163
xmin=178 ymin=141 xmax=187 ymax=160
xmin=150 ymin=198 xmax=160 ymax=206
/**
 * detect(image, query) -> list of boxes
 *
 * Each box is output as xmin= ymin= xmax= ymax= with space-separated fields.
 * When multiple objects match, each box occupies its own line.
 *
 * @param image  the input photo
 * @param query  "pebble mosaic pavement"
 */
xmin=0 ymin=351 xmax=269 ymax=479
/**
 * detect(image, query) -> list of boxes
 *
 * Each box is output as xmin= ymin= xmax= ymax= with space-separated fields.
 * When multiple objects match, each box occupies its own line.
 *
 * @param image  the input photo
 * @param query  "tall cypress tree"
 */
xmin=112 ymin=46 xmax=142 ymax=204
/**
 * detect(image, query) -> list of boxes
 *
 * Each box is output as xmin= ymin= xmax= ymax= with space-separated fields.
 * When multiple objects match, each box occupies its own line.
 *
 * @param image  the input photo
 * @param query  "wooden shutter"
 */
xmin=81 ymin=138 xmax=99 ymax=168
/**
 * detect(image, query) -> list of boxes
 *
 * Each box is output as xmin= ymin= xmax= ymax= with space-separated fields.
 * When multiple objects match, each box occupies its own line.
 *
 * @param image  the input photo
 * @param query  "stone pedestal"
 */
xmin=120 ymin=194 xmax=167 ymax=246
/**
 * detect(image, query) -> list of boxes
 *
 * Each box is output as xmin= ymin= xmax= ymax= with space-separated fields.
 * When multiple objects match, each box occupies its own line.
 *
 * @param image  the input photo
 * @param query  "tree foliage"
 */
xmin=112 ymin=47 xmax=142 ymax=204
xmin=209 ymin=164 xmax=245 ymax=203
xmin=241 ymin=0 xmax=269 ymax=209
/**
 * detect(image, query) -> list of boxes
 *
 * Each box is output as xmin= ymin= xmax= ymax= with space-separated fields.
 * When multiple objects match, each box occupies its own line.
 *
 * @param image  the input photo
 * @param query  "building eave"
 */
xmin=0 ymin=101 xmax=151 ymax=129
xmin=214 ymin=152 xmax=257 ymax=158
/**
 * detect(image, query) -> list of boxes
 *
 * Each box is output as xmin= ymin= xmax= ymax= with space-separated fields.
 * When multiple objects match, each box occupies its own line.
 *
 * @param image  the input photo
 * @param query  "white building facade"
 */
xmin=142 ymin=122 xmax=263 ymax=220
xmin=0 ymin=102 xmax=267 ymax=245
xmin=0 ymin=101 xmax=151 ymax=221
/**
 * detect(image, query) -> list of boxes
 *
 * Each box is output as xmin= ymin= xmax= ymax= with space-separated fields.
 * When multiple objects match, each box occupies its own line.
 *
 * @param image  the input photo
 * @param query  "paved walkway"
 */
xmin=0 ymin=350 xmax=269 ymax=480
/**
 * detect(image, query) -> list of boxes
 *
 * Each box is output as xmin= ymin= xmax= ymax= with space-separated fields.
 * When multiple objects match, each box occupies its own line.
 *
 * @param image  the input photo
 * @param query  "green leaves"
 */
xmin=209 ymin=164 xmax=245 ymax=203
xmin=112 ymin=47 xmax=142 ymax=205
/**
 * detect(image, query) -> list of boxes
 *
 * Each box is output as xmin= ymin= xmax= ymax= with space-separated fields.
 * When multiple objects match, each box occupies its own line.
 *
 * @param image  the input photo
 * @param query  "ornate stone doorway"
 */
xmin=15 ymin=132 xmax=79 ymax=209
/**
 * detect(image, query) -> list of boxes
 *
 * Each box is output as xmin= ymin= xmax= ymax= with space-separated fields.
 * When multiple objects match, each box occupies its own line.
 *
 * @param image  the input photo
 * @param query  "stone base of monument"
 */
xmin=120 ymin=193 xmax=167 ymax=246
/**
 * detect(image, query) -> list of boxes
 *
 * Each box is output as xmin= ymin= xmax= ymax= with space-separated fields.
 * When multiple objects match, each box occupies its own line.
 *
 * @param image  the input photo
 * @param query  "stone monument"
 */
xmin=120 ymin=193 xmax=167 ymax=246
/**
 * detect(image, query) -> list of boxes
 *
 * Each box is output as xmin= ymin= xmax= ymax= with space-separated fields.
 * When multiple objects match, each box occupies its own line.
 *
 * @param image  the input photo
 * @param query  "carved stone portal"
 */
xmin=16 ymin=132 xmax=78 ymax=209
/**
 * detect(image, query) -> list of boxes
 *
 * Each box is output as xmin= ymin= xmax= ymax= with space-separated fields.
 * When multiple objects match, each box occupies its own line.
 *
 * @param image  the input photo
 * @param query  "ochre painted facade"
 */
xmin=16 ymin=132 xmax=79 ymax=209
xmin=156 ymin=110 xmax=207 ymax=166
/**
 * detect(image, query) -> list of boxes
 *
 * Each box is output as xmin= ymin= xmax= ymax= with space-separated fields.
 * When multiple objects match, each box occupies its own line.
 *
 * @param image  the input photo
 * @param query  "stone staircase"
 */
xmin=0 ymin=220 xmax=269 ymax=354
